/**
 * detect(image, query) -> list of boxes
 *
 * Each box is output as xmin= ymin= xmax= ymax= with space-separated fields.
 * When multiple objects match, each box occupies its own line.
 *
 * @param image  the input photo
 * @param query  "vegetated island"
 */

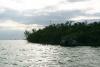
xmin=25 ymin=21 xmax=100 ymax=47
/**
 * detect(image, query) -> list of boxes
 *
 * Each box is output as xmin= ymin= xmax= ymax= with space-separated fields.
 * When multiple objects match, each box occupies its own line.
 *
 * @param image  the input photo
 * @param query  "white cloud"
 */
xmin=52 ymin=0 xmax=99 ymax=12
xmin=0 ymin=0 xmax=100 ymax=17
xmin=84 ymin=0 xmax=100 ymax=14
xmin=0 ymin=8 xmax=6 ymax=14
xmin=0 ymin=20 xmax=44 ymax=30
xmin=16 ymin=0 xmax=100 ymax=17
xmin=70 ymin=16 xmax=100 ymax=21
xmin=0 ymin=0 xmax=63 ymax=12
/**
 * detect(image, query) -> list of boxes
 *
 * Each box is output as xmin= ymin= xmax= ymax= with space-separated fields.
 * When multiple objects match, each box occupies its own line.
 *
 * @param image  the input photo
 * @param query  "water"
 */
xmin=0 ymin=40 xmax=100 ymax=67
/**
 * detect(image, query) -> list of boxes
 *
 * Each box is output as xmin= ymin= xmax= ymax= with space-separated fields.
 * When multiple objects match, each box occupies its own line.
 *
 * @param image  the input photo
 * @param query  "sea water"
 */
xmin=0 ymin=40 xmax=100 ymax=67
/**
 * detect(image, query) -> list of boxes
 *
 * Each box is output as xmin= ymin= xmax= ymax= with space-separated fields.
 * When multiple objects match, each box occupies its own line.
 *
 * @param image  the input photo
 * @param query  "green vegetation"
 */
xmin=25 ymin=21 xmax=100 ymax=47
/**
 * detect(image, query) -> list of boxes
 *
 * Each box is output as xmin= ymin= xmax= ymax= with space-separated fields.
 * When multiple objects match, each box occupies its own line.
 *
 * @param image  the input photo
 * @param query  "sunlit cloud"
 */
xmin=0 ymin=20 xmax=44 ymax=31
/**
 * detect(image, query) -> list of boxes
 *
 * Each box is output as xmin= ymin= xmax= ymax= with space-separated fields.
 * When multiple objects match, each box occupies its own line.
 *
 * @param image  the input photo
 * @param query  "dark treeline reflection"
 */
xmin=25 ymin=21 xmax=100 ymax=47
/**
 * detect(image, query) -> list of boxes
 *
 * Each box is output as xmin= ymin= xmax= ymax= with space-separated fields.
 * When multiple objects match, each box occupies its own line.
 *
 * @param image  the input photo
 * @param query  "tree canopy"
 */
xmin=25 ymin=21 xmax=100 ymax=47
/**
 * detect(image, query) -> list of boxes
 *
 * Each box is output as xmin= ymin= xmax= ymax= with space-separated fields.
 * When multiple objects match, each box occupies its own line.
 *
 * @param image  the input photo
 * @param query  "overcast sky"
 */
xmin=0 ymin=0 xmax=100 ymax=39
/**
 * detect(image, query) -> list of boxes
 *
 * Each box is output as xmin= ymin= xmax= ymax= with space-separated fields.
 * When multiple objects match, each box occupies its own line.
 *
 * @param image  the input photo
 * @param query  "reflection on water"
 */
xmin=0 ymin=40 xmax=100 ymax=67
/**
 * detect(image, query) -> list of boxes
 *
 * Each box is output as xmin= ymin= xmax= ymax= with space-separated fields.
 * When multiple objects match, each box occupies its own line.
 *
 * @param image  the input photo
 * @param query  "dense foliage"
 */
xmin=25 ymin=21 xmax=100 ymax=46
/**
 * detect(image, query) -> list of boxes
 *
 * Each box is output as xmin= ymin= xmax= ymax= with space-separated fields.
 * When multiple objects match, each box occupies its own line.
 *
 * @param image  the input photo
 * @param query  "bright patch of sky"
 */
xmin=0 ymin=20 xmax=44 ymax=31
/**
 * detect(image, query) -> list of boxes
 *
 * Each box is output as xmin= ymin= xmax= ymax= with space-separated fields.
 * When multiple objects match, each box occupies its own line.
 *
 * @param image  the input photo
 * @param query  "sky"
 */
xmin=0 ymin=0 xmax=100 ymax=39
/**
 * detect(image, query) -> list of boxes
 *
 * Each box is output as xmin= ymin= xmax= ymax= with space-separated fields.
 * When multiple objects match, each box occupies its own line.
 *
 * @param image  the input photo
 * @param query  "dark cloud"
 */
xmin=67 ymin=0 xmax=87 ymax=2
xmin=0 ymin=9 xmax=34 ymax=24
xmin=0 ymin=8 xmax=99 ymax=26
xmin=29 ymin=10 xmax=89 ymax=25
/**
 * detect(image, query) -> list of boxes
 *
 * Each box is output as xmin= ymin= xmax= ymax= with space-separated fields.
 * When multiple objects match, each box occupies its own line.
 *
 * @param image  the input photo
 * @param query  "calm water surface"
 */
xmin=0 ymin=40 xmax=100 ymax=67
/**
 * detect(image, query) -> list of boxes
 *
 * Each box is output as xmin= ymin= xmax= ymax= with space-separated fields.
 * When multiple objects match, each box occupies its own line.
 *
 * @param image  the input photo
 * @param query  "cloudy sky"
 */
xmin=0 ymin=0 xmax=100 ymax=39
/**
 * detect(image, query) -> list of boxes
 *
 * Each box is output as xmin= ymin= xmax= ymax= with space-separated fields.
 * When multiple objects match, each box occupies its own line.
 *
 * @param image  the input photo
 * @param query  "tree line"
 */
xmin=25 ymin=21 xmax=100 ymax=47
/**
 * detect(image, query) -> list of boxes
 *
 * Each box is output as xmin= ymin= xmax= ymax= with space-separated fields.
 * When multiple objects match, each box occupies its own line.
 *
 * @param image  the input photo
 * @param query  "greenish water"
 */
xmin=0 ymin=40 xmax=100 ymax=67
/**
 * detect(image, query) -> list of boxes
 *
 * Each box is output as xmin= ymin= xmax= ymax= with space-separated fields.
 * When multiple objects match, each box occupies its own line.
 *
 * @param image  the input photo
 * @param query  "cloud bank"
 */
xmin=0 ymin=0 xmax=100 ymax=39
